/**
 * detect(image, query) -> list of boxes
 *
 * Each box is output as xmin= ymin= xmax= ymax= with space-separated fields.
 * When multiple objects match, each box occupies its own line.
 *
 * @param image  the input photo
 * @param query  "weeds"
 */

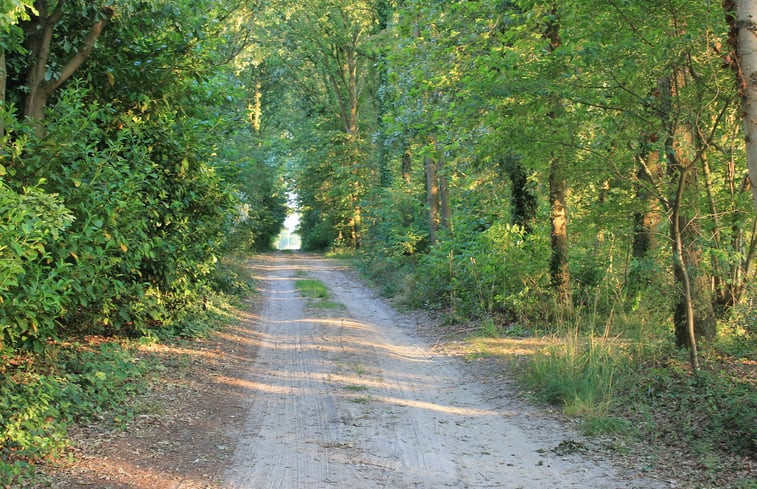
xmin=0 ymin=341 xmax=152 ymax=485
xmin=295 ymin=277 xmax=345 ymax=310
xmin=295 ymin=279 xmax=330 ymax=299
xmin=520 ymin=329 xmax=630 ymax=421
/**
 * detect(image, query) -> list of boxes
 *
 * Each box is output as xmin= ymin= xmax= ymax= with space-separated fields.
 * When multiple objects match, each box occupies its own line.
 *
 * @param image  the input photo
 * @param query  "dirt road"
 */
xmin=221 ymin=254 xmax=661 ymax=489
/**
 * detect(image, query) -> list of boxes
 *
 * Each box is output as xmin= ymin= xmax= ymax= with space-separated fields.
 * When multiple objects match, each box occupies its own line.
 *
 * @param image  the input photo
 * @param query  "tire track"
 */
xmin=223 ymin=254 xmax=665 ymax=489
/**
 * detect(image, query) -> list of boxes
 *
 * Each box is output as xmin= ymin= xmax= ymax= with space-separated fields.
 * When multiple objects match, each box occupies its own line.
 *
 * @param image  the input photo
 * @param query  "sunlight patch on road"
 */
xmin=290 ymin=317 xmax=432 ymax=363
xmin=372 ymin=395 xmax=499 ymax=417
xmin=215 ymin=375 xmax=292 ymax=395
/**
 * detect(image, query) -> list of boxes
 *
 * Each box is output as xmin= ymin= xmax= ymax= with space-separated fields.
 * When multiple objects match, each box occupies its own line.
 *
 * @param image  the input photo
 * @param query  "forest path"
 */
xmin=221 ymin=253 xmax=660 ymax=489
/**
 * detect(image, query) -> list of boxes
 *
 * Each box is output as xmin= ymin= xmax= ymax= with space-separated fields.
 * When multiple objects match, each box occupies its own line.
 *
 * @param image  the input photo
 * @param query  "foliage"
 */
xmin=0 ymin=341 xmax=149 ymax=486
xmin=0 ymin=261 xmax=249 ymax=486
xmin=0 ymin=0 xmax=286 ymax=482
xmin=0 ymin=180 xmax=74 ymax=350
xmin=0 ymin=0 xmax=285 ymax=348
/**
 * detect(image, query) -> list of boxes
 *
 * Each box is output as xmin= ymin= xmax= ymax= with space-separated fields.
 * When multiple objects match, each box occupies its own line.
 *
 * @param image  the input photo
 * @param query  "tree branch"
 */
xmin=45 ymin=8 xmax=113 ymax=94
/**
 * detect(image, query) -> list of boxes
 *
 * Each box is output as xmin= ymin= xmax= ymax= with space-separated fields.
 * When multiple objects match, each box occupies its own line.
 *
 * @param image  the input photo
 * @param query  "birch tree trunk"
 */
xmin=726 ymin=0 xmax=757 ymax=210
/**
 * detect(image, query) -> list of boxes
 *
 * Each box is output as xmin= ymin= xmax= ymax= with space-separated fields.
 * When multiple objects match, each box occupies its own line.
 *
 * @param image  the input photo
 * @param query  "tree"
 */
xmin=725 ymin=0 xmax=757 ymax=210
xmin=22 ymin=1 xmax=113 ymax=123
xmin=0 ymin=0 xmax=34 ymax=135
xmin=257 ymin=0 xmax=379 ymax=249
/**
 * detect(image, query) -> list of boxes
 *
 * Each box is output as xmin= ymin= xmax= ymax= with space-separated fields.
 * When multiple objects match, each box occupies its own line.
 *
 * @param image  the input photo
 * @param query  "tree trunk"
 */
xmin=549 ymin=156 xmax=571 ymax=303
xmin=376 ymin=0 xmax=391 ymax=188
xmin=346 ymin=42 xmax=359 ymax=137
xmin=401 ymin=151 xmax=412 ymax=184
xmin=426 ymin=156 xmax=440 ymax=245
xmin=668 ymin=163 xmax=715 ymax=349
xmin=502 ymin=156 xmax=537 ymax=234
xmin=439 ymin=166 xmax=451 ymax=231
xmin=250 ymin=80 xmax=262 ymax=135
xmin=671 ymin=164 xmax=701 ymax=370
xmin=664 ymin=71 xmax=717 ymax=347
xmin=629 ymin=143 xmax=662 ymax=290
xmin=24 ymin=2 xmax=112 ymax=124
xmin=725 ymin=0 xmax=757 ymax=210
xmin=545 ymin=4 xmax=571 ymax=304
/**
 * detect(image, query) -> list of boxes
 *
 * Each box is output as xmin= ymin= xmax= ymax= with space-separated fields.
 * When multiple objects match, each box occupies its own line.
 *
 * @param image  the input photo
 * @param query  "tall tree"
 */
xmin=725 ymin=0 xmax=757 ymax=210
xmin=544 ymin=3 xmax=571 ymax=304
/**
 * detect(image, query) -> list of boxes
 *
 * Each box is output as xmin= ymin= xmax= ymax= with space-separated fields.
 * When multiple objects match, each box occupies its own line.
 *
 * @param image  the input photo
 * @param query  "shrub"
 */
xmin=0 ymin=182 xmax=74 ymax=350
xmin=0 ymin=341 xmax=148 ymax=486
xmin=408 ymin=220 xmax=551 ymax=321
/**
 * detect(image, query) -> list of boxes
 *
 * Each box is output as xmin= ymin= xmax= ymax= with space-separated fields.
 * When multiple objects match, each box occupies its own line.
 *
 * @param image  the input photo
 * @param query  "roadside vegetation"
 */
xmin=2 ymin=0 xmax=756 ymax=487
xmin=256 ymin=1 xmax=756 ymax=487
xmin=0 ymin=257 xmax=255 ymax=486
xmin=0 ymin=1 xmax=283 ymax=486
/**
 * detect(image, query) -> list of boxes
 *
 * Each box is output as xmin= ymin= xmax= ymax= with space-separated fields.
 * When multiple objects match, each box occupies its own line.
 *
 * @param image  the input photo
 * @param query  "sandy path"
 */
xmin=222 ymin=254 xmax=661 ymax=489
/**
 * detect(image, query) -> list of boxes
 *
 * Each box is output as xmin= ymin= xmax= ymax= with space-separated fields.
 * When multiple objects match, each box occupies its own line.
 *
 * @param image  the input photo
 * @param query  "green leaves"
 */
xmin=0 ymin=182 xmax=74 ymax=348
xmin=0 ymin=340 xmax=149 ymax=485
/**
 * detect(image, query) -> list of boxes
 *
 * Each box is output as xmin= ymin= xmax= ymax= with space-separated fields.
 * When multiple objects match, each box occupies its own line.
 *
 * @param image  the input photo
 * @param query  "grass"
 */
xmin=351 ymin=363 xmax=367 ymax=376
xmin=350 ymin=396 xmax=372 ymax=404
xmin=521 ymin=330 xmax=629 ymax=419
xmin=459 ymin=311 xmax=757 ymax=487
xmin=295 ymin=279 xmax=330 ymax=299
xmin=294 ymin=276 xmax=346 ymax=310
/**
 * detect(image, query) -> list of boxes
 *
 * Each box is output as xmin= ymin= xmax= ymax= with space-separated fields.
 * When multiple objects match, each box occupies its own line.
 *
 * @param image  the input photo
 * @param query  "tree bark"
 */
xmin=439 ymin=168 xmax=451 ymax=231
xmin=670 ymin=163 xmax=700 ymax=370
xmin=251 ymin=80 xmax=262 ymax=135
xmin=401 ymin=151 xmax=412 ymax=184
xmin=725 ymin=0 xmax=757 ymax=210
xmin=629 ymin=143 xmax=662 ymax=290
xmin=663 ymin=71 xmax=717 ymax=348
xmin=549 ymin=156 xmax=571 ymax=303
xmin=545 ymin=4 xmax=571 ymax=304
xmin=502 ymin=156 xmax=537 ymax=234
xmin=376 ymin=0 xmax=391 ymax=187
xmin=426 ymin=156 xmax=440 ymax=246
xmin=24 ymin=1 xmax=113 ymax=123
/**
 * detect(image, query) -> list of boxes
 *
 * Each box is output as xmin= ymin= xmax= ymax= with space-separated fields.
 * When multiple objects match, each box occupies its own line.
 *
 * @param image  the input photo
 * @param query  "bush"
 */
xmin=3 ymin=86 xmax=238 ymax=340
xmin=0 ymin=341 xmax=148 ymax=486
xmin=408 ymin=220 xmax=551 ymax=321
xmin=0 ymin=182 xmax=74 ymax=350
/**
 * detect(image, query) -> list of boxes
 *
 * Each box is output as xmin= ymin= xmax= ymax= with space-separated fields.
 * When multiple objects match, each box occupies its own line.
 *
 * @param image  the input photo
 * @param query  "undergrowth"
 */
xmin=506 ymin=319 xmax=755 ymax=486
xmin=0 ymin=257 xmax=253 ymax=487
xmin=358 ymin=249 xmax=756 ymax=487
xmin=0 ymin=341 xmax=150 ymax=486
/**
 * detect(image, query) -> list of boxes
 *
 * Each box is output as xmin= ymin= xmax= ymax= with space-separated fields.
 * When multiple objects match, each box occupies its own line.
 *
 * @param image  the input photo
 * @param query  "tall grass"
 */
xmin=518 ymin=297 xmax=669 ymax=435
xmin=522 ymin=331 xmax=623 ymax=416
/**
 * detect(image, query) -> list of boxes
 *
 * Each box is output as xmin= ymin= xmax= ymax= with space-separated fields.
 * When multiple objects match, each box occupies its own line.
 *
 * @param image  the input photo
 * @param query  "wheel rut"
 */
xmin=222 ymin=253 xmax=664 ymax=489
